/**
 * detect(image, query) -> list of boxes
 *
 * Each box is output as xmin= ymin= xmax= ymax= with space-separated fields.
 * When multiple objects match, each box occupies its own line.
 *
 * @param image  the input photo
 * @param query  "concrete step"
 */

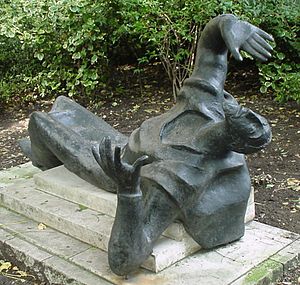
xmin=0 ymin=179 xmax=200 ymax=272
xmin=34 ymin=165 xmax=255 ymax=241
xmin=0 ymin=162 xmax=40 ymax=188
xmin=33 ymin=166 xmax=188 ymax=241
xmin=0 ymin=206 xmax=114 ymax=285
xmin=1 ymin=205 xmax=299 ymax=285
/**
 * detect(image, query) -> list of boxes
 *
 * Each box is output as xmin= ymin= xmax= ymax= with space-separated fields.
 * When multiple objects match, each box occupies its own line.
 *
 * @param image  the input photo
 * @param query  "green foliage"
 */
xmin=259 ymin=53 xmax=300 ymax=103
xmin=207 ymin=0 xmax=299 ymax=103
xmin=116 ymin=0 xmax=220 ymax=98
xmin=0 ymin=0 xmax=123 ymax=103
xmin=255 ymin=0 xmax=300 ymax=103
xmin=0 ymin=0 xmax=299 ymax=104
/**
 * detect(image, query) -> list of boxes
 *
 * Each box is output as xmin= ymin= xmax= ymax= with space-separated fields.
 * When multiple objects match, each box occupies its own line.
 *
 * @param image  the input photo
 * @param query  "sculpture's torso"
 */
xmin=122 ymin=83 xmax=251 ymax=246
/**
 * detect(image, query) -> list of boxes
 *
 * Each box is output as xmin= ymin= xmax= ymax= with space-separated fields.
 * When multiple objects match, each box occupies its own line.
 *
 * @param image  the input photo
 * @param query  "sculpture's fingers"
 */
xmin=103 ymin=137 xmax=116 ymax=174
xmin=257 ymin=28 xmax=274 ymax=42
xmin=92 ymin=144 xmax=102 ymax=166
xmin=132 ymin=155 xmax=149 ymax=174
xmin=242 ymin=42 xmax=268 ymax=62
xmin=114 ymin=146 xmax=122 ymax=173
xmin=99 ymin=137 xmax=113 ymax=174
xmin=223 ymin=102 xmax=244 ymax=119
xmin=253 ymin=34 xmax=273 ymax=52
xmin=230 ymin=46 xmax=243 ymax=61
xmin=247 ymin=38 xmax=272 ymax=58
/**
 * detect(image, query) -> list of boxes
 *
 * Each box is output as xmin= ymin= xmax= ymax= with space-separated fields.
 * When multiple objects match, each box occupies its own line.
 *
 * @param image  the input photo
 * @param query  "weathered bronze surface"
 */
xmin=20 ymin=14 xmax=273 ymax=276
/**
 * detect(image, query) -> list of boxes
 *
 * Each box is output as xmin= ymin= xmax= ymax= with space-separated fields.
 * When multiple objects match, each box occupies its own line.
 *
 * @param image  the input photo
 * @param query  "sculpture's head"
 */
xmin=223 ymin=100 xmax=272 ymax=154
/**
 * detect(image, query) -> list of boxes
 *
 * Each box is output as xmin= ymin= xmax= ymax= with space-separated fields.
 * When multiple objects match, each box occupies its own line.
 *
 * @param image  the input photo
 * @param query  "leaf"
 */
xmin=260 ymin=86 xmax=267 ymax=93
xmin=287 ymin=178 xmax=300 ymax=186
xmin=277 ymin=52 xmax=285 ymax=60
xmin=37 ymin=223 xmax=47 ymax=230
xmin=91 ymin=54 xmax=98 ymax=64
xmin=69 ymin=6 xmax=80 ymax=13
xmin=6 ymin=30 xmax=15 ymax=38
xmin=287 ymin=178 xmax=300 ymax=191
xmin=90 ymin=71 xmax=98 ymax=80
xmin=72 ymin=52 xmax=81 ymax=60
xmin=264 ymin=81 xmax=272 ymax=87
xmin=0 ymin=262 xmax=12 ymax=272
xmin=16 ymin=270 xmax=28 ymax=277
xmin=77 ymin=204 xmax=88 ymax=212
xmin=34 ymin=52 xmax=44 ymax=61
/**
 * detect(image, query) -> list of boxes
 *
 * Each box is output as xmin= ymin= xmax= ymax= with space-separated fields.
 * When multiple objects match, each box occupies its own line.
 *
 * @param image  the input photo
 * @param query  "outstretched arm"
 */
xmin=190 ymin=14 xmax=273 ymax=93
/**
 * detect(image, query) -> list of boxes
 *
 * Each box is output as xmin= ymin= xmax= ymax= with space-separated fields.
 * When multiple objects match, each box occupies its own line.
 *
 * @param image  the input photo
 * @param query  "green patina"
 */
xmin=243 ymin=259 xmax=282 ymax=285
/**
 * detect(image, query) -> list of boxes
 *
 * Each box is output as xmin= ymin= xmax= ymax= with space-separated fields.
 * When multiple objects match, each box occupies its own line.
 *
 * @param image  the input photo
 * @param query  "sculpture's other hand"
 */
xmin=92 ymin=137 xmax=149 ymax=194
xmin=220 ymin=15 xmax=274 ymax=62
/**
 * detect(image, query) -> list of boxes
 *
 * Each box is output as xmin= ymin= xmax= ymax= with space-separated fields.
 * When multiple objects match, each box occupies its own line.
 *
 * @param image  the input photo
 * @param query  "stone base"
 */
xmin=33 ymin=165 xmax=256 ymax=240
xmin=0 ymin=207 xmax=299 ymax=285
xmin=0 ymin=164 xmax=255 ymax=273
xmin=0 ymin=164 xmax=299 ymax=285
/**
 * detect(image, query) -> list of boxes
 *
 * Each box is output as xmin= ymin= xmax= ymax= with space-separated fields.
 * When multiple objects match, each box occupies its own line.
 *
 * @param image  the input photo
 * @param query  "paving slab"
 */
xmin=270 ymin=238 xmax=300 ymax=271
xmin=230 ymin=259 xmax=284 ymax=285
xmin=0 ymin=203 xmax=300 ymax=285
xmin=33 ymin=166 xmax=191 ymax=241
xmin=43 ymin=256 xmax=113 ymax=285
xmin=0 ymin=206 xmax=91 ymax=259
xmin=1 ymin=164 xmax=299 ymax=285
xmin=0 ymin=180 xmax=113 ymax=250
xmin=0 ymin=228 xmax=111 ymax=285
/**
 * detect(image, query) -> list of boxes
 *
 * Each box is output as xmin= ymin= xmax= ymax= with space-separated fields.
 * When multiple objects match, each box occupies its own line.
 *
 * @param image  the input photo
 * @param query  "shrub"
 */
xmin=117 ymin=0 xmax=299 ymax=102
xmin=0 ymin=0 xmax=123 ymax=103
xmin=0 ymin=0 xmax=299 ymax=104
xmin=255 ymin=0 xmax=300 ymax=103
xmin=116 ymin=0 xmax=220 ymax=99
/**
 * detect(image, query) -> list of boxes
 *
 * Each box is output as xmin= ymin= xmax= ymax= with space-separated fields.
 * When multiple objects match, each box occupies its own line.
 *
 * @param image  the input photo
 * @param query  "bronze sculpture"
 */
xmin=20 ymin=14 xmax=273 ymax=276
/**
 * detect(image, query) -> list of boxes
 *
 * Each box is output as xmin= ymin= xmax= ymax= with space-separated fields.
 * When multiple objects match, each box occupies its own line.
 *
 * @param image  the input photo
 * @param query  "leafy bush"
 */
xmin=0 ymin=0 xmax=299 ymax=104
xmin=255 ymin=0 xmax=300 ymax=103
xmin=0 ymin=0 xmax=123 ymax=103
xmin=117 ymin=0 xmax=299 ymax=101
xmin=116 ymin=0 xmax=220 ymax=99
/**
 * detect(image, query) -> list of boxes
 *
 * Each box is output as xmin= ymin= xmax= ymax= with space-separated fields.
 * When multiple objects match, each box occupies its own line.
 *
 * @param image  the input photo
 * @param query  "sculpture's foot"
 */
xmin=18 ymin=138 xmax=52 ymax=170
xmin=19 ymin=138 xmax=32 ymax=159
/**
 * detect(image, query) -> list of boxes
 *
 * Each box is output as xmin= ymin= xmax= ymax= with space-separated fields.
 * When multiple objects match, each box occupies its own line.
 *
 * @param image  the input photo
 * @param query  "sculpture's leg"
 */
xmin=108 ymin=180 xmax=179 ymax=276
xmin=28 ymin=111 xmax=117 ymax=191
xmin=183 ymin=165 xmax=251 ymax=248
xmin=49 ymin=96 xmax=128 ymax=146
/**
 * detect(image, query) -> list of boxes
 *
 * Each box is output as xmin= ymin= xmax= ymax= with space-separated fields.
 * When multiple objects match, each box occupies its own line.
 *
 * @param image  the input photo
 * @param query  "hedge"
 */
xmin=0 ymin=0 xmax=299 ymax=104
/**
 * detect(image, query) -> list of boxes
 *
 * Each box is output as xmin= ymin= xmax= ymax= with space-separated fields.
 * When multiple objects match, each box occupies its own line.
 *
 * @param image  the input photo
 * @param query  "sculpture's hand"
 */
xmin=221 ymin=16 xmax=274 ymax=62
xmin=92 ymin=137 xmax=149 ymax=194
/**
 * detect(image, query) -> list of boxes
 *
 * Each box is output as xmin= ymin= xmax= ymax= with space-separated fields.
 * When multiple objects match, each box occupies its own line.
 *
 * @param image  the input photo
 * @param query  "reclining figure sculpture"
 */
xmin=20 ymin=14 xmax=273 ymax=276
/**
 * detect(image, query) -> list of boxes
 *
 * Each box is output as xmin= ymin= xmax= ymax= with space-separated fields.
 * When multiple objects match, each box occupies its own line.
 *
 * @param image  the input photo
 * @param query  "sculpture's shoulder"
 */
xmin=125 ymin=104 xmax=186 ymax=158
xmin=140 ymin=151 xmax=246 ymax=209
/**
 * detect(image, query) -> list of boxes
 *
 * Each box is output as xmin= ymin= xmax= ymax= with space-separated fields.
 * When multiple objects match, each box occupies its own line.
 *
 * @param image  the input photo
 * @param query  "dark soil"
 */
xmin=0 ymin=63 xmax=299 ymax=284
